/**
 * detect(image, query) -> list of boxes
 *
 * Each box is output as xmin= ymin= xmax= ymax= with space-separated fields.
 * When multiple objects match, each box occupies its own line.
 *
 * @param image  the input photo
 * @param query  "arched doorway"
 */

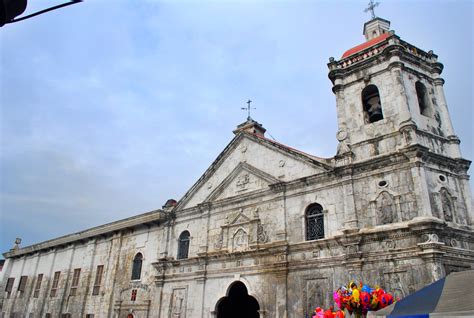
xmin=216 ymin=281 xmax=259 ymax=318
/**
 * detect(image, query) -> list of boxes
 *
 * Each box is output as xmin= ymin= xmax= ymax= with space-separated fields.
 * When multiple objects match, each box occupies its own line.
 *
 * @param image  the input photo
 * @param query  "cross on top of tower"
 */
xmin=364 ymin=0 xmax=380 ymax=19
xmin=241 ymin=99 xmax=256 ymax=120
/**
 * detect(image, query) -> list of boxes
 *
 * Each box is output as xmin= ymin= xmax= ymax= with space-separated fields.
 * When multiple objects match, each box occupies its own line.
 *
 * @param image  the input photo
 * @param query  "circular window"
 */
xmin=438 ymin=175 xmax=446 ymax=183
xmin=378 ymin=180 xmax=388 ymax=188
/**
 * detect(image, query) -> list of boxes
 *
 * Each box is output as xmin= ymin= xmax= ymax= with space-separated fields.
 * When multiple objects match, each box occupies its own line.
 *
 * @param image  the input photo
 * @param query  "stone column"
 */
xmin=417 ymin=233 xmax=446 ymax=282
xmin=24 ymin=253 xmax=42 ymax=314
xmin=334 ymin=86 xmax=354 ymax=166
xmin=410 ymin=160 xmax=432 ymax=218
xmin=197 ymin=276 xmax=207 ymax=318
xmin=153 ymin=281 xmax=164 ymax=318
xmin=59 ymin=245 xmax=77 ymax=314
xmin=106 ymin=232 xmax=124 ymax=317
xmin=388 ymin=53 xmax=412 ymax=127
xmin=79 ymin=239 xmax=98 ymax=317
xmin=5 ymin=255 xmax=27 ymax=315
xmin=275 ymin=271 xmax=288 ymax=318
xmin=40 ymin=249 xmax=59 ymax=317
xmin=433 ymin=78 xmax=455 ymax=136
xmin=458 ymin=177 xmax=473 ymax=225
xmin=433 ymin=78 xmax=462 ymax=158
xmin=342 ymin=179 xmax=358 ymax=232
xmin=160 ymin=218 xmax=171 ymax=259
xmin=334 ymin=83 xmax=347 ymax=131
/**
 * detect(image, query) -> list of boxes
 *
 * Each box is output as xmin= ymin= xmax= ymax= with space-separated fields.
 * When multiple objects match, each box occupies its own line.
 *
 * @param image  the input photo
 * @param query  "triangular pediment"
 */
xmin=175 ymin=132 xmax=333 ymax=210
xmin=206 ymin=162 xmax=279 ymax=202
xmin=228 ymin=208 xmax=252 ymax=225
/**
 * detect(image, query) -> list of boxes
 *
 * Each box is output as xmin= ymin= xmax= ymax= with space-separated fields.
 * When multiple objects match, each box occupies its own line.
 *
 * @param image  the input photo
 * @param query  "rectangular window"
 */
xmin=45 ymin=314 xmax=51 ymax=318
xmin=33 ymin=274 xmax=43 ymax=298
xmin=50 ymin=271 xmax=60 ymax=297
xmin=92 ymin=265 xmax=104 ymax=296
xmin=131 ymin=289 xmax=137 ymax=301
xmin=85 ymin=314 xmax=95 ymax=318
xmin=5 ymin=278 xmax=14 ymax=293
xmin=69 ymin=268 xmax=81 ymax=296
xmin=18 ymin=276 xmax=28 ymax=293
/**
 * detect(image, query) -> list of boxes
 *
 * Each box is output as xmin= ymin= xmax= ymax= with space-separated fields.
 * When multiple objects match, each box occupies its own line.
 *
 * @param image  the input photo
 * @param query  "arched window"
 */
xmin=177 ymin=231 xmax=190 ymax=260
xmin=131 ymin=253 xmax=143 ymax=280
xmin=362 ymin=85 xmax=383 ymax=123
xmin=416 ymin=81 xmax=432 ymax=117
xmin=305 ymin=203 xmax=324 ymax=240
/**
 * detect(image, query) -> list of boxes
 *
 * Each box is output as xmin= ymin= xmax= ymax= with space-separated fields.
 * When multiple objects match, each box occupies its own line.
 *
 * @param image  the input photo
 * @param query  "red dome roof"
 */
xmin=341 ymin=32 xmax=390 ymax=58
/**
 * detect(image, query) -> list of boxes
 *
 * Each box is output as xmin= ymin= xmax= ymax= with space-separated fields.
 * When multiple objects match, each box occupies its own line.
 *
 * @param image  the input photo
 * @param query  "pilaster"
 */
xmin=433 ymin=78 xmax=462 ymax=158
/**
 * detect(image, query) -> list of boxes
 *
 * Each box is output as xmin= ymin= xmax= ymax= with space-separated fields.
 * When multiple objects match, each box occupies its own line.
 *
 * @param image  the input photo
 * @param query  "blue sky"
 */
xmin=1 ymin=0 xmax=472 ymax=255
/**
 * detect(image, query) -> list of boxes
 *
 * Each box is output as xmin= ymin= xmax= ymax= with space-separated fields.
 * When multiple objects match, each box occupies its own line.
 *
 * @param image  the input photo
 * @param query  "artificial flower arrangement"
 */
xmin=311 ymin=282 xmax=395 ymax=318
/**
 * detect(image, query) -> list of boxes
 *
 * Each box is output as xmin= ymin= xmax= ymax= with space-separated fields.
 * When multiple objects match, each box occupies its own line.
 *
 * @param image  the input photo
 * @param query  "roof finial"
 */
xmin=364 ymin=0 xmax=379 ymax=19
xmin=241 ymin=99 xmax=256 ymax=120
xmin=13 ymin=237 xmax=22 ymax=250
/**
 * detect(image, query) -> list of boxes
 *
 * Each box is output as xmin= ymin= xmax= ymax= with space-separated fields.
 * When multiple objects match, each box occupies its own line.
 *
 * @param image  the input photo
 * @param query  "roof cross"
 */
xmin=241 ymin=99 xmax=256 ymax=120
xmin=364 ymin=0 xmax=380 ymax=19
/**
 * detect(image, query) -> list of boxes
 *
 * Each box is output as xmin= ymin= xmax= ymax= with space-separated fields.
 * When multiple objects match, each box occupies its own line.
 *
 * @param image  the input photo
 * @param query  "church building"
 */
xmin=1 ymin=13 xmax=472 ymax=318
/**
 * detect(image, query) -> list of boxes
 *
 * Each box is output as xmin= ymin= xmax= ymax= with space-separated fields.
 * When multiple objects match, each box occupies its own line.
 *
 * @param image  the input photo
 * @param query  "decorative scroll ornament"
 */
xmin=214 ymin=229 xmax=223 ymax=249
xmin=422 ymin=233 xmax=439 ymax=243
xmin=257 ymin=222 xmax=268 ymax=243
xmin=236 ymin=174 xmax=250 ymax=190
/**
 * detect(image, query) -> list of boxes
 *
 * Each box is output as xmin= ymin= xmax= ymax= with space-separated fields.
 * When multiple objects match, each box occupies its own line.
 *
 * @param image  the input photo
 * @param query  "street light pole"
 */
xmin=1 ymin=0 xmax=82 ymax=27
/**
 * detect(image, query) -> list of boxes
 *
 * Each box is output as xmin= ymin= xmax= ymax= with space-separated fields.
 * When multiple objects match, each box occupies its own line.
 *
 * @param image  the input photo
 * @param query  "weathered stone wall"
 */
xmin=0 ymin=224 xmax=163 ymax=318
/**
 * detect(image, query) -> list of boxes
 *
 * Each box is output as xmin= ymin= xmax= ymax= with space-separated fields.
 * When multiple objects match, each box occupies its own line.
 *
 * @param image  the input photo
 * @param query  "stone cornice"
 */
xmin=401 ymin=143 xmax=471 ymax=173
xmin=329 ymin=35 xmax=442 ymax=86
xmin=3 ymin=209 xmax=167 ymax=258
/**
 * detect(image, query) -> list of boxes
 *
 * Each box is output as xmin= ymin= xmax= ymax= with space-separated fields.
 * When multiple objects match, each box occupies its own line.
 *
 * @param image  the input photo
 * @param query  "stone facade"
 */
xmin=1 ymin=17 xmax=473 ymax=318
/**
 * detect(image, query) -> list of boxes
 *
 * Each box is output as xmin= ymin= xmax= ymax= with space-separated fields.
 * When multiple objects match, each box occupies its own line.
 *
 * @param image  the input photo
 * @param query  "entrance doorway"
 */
xmin=216 ymin=281 xmax=259 ymax=318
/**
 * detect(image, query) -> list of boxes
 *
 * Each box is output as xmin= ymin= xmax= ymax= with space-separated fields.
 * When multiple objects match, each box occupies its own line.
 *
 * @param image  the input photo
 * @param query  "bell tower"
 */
xmin=328 ymin=17 xmax=463 ymax=162
xmin=327 ymin=16 xmax=472 ymax=225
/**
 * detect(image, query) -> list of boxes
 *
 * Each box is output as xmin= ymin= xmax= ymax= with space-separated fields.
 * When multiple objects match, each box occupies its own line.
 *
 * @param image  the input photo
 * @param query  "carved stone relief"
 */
xmin=214 ymin=207 xmax=269 ymax=252
xmin=440 ymin=188 xmax=454 ymax=222
xmin=214 ymin=229 xmax=224 ymax=249
xmin=384 ymin=239 xmax=396 ymax=250
xmin=383 ymin=272 xmax=407 ymax=300
xmin=257 ymin=222 xmax=268 ymax=243
xmin=376 ymin=191 xmax=396 ymax=224
xmin=302 ymin=277 xmax=331 ymax=317
xmin=232 ymin=228 xmax=248 ymax=251
xmin=421 ymin=233 xmax=439 ymax=243
xmin=170 ymin=288 xmax=187 ymax=318
xmin=336 ymin=128 xmax=351 ymax=155
xmin=236 ymin=174 xmax=250 ymax=191
xmin=449 ymin=238 xmax=458 ymax=248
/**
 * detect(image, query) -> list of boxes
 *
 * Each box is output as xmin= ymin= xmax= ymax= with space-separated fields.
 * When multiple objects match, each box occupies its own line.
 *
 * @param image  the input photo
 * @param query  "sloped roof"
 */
xmin=342 ymin=32 xmax=390 ymax=58
xmin=251 ymin=132 xmax=332 ymax=165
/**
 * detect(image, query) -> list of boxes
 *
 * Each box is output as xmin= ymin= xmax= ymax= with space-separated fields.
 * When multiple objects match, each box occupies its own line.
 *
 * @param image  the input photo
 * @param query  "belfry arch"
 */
xmin=215 ymin=281 xmax=260 ymax=318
